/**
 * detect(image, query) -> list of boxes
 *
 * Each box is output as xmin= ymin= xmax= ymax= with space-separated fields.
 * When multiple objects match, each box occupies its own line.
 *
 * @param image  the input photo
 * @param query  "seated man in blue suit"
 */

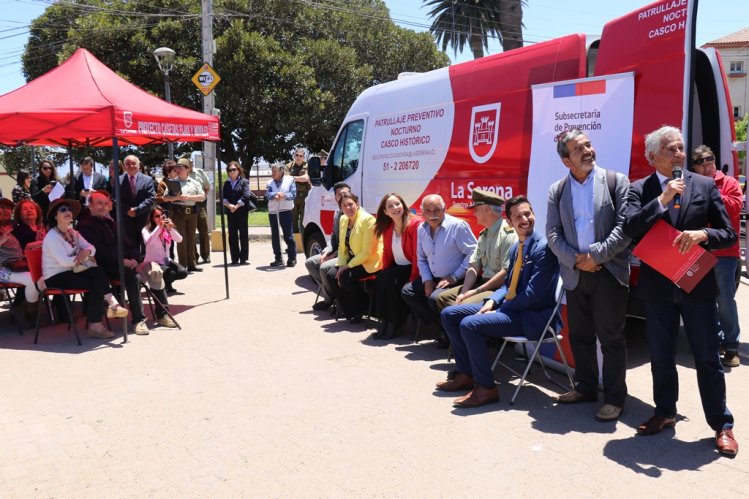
xmin=438 ymin=195 xmax=561 ymax=408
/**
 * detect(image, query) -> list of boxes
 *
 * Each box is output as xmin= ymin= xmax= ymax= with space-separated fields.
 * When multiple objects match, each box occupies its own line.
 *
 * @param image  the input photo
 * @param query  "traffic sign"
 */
xmin=192 ymin=63 xmax=221 ymax=96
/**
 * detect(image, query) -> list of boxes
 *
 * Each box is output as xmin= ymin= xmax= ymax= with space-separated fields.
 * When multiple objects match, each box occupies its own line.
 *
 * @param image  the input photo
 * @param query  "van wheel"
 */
xmin=305 ymin=231 xmax=326 ymax=258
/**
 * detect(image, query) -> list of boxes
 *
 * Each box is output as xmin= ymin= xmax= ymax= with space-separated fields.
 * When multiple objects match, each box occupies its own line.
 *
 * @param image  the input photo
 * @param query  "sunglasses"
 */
xmin=693 ymin=155 xmax=715 ymax=165
xmin=227 ymin=168 xmax=238 ymax=172
xmin=57 ymin=205 xmax=73 ymax=213
xmin=42 ymin=166 xmax=52 ymax=171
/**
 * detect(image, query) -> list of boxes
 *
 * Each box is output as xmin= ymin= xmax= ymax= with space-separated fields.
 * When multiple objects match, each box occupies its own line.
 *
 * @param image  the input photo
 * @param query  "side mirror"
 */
xmin=308 ymin=156 xmax=321 ymax=186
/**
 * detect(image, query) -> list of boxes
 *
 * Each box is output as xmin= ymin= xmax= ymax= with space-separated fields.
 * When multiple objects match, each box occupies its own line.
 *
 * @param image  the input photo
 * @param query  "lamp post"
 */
xmin=153 ymin=46 xmax=176 ymax=160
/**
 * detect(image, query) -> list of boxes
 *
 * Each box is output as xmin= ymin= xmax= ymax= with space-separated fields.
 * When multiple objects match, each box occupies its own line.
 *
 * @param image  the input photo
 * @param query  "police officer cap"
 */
xmin=468 ymin=189 xmax=505 ymax=208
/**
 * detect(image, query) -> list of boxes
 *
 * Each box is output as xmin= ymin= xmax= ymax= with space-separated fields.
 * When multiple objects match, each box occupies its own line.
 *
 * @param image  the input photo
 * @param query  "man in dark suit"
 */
xmin=119 ymin=155 xmax=155 ymax=256
xmin=547 ymin=130 xmax=631 ymax=422
xmin=74 ymin=156 xmax=107 ymax=206
xmin=623 ymin=125 xmax=738 ymax=456
xmin=437 ymin=196 xmax=560 ymax=409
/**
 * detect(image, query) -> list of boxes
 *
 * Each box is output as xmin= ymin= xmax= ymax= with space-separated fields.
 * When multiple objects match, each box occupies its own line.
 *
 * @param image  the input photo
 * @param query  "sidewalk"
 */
xmin=0 ymin=239 xmax=747 ymax=497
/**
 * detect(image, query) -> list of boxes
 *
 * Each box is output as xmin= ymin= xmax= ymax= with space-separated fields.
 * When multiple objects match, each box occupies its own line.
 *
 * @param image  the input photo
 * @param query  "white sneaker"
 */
xmin=133 ymin=320 xmax=149 ymax=335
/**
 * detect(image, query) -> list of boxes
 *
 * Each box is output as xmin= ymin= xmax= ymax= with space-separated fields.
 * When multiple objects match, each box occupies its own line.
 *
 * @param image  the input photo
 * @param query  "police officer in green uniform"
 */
xmin=286 ymin=147 xmax=310 ymax=233
xmin=436 ymin=189 xmax=517 ymax=310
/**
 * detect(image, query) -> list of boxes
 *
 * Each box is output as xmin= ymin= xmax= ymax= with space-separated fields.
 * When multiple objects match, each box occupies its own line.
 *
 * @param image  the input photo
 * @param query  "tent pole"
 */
xmin=67 ymin=142 xmax=74 ymax=199
xmin=216 ymin=142 xmax=229 ymax=299
xmin=112 ymin=140 xmax=128 ymax=344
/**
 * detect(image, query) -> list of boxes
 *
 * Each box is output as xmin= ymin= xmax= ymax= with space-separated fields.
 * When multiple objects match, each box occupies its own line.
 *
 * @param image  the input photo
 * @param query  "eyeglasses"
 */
xmin=154 ymin=213 xmax=165 ymax=219
xmin=294 ymin=154 xmax=304 ymax=158
xmin=227 ymin=168 xmax=237 ymax=172
xmin=693 ymin=155 xmax=715 ymax=165
xmin=57 ymin=205 xmax=73 ymax=213
xmin=41 ymin=166 xmax=52 ymax=171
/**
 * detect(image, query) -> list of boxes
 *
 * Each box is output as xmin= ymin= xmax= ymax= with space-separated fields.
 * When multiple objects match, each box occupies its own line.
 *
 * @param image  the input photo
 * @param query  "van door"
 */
xmin=324 ymin=116 xmax=367 ymax=199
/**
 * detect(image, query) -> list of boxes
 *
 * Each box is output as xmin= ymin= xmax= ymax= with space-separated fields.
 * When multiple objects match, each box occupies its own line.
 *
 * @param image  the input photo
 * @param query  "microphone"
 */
xmin=672 ymin=167 xmax=682 ymax=209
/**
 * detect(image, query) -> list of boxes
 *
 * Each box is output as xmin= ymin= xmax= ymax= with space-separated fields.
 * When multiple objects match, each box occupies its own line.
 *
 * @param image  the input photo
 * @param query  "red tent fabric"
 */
xmin=0 ymin=48 xmax=219 ymax=147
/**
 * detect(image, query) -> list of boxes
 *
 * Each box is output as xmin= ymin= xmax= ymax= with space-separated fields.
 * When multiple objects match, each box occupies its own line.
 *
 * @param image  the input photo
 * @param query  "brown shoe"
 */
xmin=436 ymin=373 xmax=474 ymax=392
xmin=453 ymin=385 xmax=499 ymax=408
xmin=722 ymin=352 xmax=740 ymax=368
xmin=716 ymin=429 xmax=739 ymax=456
xmin=556 ymin=389 xmax=597 ymax=404
xmin=637 ymin=414 xmax=676 ymax=435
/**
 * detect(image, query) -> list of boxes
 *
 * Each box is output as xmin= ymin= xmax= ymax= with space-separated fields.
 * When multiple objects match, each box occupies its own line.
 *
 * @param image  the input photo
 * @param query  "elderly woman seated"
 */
xmin=0 ymin=198 xmax=40 ymax=328
xmin=42 ymin=199 xmax=128 ymax=339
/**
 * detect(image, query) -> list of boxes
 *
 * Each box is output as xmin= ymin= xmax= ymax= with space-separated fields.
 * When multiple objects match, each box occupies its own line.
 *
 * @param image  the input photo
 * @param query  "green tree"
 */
xmin=21 ymin=0 xmax=448 ymax=165
xmin=424 ymin=0 xmax=525 ymax=58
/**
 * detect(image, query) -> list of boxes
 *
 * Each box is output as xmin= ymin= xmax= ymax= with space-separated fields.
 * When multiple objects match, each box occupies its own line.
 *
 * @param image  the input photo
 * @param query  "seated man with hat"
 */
xmin=436 ymin=188 xmax=516 ymax=311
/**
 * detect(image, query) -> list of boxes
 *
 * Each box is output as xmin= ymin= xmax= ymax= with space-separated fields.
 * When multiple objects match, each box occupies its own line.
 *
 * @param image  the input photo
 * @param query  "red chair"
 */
xmin=24 ymin=243 xmax=88 ymax=345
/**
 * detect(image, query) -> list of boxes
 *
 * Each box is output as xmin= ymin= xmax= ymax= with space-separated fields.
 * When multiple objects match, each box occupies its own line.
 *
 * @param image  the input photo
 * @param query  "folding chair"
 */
xmin=0 ymin=282 xmax=26 ymax=335
xmin=490 ymin=278 xmax=574 ymax=405
xmin=25 ymin=243 xmax=87 ymax=345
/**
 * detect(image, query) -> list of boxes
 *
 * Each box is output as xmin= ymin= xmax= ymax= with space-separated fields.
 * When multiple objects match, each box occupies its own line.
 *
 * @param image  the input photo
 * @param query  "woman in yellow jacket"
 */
xmin=326 ymin=192 xmax=382 ymax=324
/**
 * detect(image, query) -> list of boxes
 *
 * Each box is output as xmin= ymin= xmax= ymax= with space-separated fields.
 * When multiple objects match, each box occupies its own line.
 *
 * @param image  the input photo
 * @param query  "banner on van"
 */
xmin=526 ymin=72 xmax=635 ymax=233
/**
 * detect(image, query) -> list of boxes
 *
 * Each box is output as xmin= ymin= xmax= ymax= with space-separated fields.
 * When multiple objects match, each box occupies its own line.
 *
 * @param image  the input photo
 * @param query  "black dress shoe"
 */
xmin=435 ymin=332 xmax=450 ymax=349
xmin=203 ymin=258 xmax=211 ymax=264
xmin=270 ymin=259 xmax=284 ymax=267
xmin=637 ymin=414 xmax=676 ymax=435
xmin=188 ymin=266 xmax=202 ymax=272
xmin=312 ymin=301 xmax=332 ymax=311
xmin=286 ymin=259 xmax=297 ymax=267
xmin=349 ymin=316 xmax=363 ymax=325
xmin=240 ymin=261 xmax=250 ymax=266
xmin=379 ymin=322 xmax=398 ymax=340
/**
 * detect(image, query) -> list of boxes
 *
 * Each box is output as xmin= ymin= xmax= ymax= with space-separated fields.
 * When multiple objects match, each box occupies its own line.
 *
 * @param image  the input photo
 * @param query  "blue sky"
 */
xmin=0 ymin=0 xmax=746 ymax=95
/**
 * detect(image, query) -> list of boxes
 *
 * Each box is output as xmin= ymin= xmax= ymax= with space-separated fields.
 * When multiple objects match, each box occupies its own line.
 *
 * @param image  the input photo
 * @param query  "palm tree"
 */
xmin=424 ymin=0 xmax=525 ymax=58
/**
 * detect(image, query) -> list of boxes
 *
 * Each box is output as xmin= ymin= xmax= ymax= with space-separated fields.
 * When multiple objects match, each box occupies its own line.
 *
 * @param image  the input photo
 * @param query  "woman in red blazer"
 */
xmin=373 ymin=193 xmax=422 ymax=340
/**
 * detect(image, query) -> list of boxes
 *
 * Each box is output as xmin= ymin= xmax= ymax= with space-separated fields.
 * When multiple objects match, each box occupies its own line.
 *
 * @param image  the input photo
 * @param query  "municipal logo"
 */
xmin=123 ymin=111 xmax=133 ymax=129
xmin=468 ymin=103 xmax=501 ymax=164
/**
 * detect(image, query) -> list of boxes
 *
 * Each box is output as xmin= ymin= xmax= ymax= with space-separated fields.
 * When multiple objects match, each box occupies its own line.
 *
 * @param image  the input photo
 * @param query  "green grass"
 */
xmin=215 ymin=207 xmax=269 ymax=227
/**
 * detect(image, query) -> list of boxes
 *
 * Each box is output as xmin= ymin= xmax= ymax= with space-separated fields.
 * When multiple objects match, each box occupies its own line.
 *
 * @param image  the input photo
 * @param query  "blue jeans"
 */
xmin=714 ymin=257 xmax=740 ymax=352
xmin=269 ymin=210 xmax=296 ymax=261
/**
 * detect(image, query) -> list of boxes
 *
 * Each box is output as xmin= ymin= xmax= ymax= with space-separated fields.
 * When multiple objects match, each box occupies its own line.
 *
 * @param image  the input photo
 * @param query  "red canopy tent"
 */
xmin=0 ymin=48 xmax=229 ymax=342
xmin=0 ymin=48 xmax=219 ymax=147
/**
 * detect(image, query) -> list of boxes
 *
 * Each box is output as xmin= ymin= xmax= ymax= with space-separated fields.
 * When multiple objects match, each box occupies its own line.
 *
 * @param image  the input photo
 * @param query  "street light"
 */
xmin=153 ymin=46 xmax=176 ymax=160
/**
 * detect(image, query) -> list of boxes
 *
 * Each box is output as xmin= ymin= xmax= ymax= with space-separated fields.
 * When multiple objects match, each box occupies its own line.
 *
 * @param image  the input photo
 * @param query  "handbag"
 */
xmin=72 ymin=257 xmax=97 ymax=273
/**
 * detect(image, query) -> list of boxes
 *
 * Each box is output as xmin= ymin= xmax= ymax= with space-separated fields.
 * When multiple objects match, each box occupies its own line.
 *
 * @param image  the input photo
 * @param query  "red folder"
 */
xmin=632 ymin=219 xmax=717 ymax=293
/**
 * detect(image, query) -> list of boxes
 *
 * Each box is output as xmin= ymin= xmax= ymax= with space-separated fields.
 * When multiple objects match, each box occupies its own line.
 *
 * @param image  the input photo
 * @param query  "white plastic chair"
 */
xmin=490 ymin=278 xmax=574 ymax=404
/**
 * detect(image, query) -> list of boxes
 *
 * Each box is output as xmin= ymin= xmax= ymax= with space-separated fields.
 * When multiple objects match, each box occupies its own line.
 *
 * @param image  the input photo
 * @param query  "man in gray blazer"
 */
xmin=546 ymin=129 xmax=631 ymax=422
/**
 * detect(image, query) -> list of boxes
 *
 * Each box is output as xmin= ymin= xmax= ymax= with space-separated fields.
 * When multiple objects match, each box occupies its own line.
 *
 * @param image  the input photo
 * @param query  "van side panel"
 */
xmin=594 ymin=0 xmax=689 ymax=180
xmin=413 ymin=34 xmax=587 ymax=222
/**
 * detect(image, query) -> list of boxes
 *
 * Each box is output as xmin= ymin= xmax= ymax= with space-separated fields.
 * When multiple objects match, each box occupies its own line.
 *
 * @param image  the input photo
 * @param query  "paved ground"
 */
xmin=0 ymin=238 xmax=748 ymax=497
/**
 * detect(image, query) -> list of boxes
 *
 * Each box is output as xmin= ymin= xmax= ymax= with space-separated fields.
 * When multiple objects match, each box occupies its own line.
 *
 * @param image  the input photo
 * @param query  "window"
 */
xmin=729 ymin=61 xmax=745 ymax=74
xmin=327 ymin=120 xmax=364 ymax=185
xmin=735 ymin=106 xmax=742 ymax=119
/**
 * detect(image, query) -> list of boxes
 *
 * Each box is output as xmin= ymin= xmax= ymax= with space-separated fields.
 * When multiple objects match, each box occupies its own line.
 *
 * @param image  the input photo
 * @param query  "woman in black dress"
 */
xmin=222 ymin=161 xmax=252 ymax=265
xmin=29 ymin=160 xmax=58 ymax=216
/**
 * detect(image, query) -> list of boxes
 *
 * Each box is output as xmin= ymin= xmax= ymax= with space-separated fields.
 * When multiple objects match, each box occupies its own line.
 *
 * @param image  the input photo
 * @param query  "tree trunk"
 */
xmin=499 ymin=0 xmax=524 ymax=51
xmin=470 ymin=32 xmax=485 ymax=59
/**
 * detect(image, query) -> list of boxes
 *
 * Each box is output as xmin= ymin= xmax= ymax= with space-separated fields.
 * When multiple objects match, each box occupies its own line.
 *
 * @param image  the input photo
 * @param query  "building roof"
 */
xmin=703 ymin=27 xmax=749 ymax=48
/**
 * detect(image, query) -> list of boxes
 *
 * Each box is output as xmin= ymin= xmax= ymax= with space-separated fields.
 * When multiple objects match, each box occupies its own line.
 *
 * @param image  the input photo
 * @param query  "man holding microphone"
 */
xmin=623 ymin=126 xmax=738 ymax=456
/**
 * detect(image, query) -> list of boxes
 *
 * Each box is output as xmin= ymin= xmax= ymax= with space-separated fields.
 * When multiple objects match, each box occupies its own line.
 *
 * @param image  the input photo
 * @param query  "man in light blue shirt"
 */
xmin=401 ymin=194 xmax=476 ymax=334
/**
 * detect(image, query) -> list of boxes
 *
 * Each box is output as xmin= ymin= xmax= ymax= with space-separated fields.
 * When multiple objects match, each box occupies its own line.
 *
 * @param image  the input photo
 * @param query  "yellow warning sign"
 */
xmin=191 ymin=63 xmax=221 ymax=96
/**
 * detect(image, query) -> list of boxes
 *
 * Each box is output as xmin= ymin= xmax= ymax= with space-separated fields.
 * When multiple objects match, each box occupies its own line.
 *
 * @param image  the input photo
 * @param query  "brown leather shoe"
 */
xmin=453 ymin=385 xmax=499 ymax=408
xmin=436 ymin=373 xmax=474 ymax=392
xmin=637 ymin=414 xmax=676 ymax=435
xmin=556 ymin=389 xmax=597 ymax=404
xmin=716 ymin=429 xmax=739 ymax=456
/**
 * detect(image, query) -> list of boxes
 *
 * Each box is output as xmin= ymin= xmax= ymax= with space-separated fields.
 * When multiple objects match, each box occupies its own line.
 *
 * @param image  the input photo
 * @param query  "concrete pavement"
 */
xmin=0 ymin=239 xmax=747 ymax=497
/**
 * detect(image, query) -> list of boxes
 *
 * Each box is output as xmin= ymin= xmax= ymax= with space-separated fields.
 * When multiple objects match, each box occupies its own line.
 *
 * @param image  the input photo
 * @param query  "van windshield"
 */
xmin=327 ymin=119 xmax=364 ymax=185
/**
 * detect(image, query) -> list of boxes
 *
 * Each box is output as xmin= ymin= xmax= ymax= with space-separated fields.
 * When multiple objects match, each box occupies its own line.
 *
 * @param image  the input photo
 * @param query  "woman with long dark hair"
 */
xmin=30 ymin=160 xmax=58 ymax=216
xmin=222 ymin=161 xmax=252 ymax=265
xmin=136 ymin=206 xmax=184 ymax=327
xmin=11 ymin=170 xmax=32 ymax=204
xmin=372 ymin=193 xmax=422 ymax=340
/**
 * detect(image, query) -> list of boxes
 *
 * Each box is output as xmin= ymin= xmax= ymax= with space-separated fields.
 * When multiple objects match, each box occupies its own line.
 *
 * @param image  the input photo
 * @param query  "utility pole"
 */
xmin=202 ymin=0 xmax=217 ymax=231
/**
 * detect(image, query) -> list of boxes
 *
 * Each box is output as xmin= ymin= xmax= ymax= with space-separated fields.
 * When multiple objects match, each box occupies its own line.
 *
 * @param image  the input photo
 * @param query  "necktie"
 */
xmin=130 ymin=175 xmax=137 ymax=197
xmin=505 ymin=240 xmax=524 ymax=300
